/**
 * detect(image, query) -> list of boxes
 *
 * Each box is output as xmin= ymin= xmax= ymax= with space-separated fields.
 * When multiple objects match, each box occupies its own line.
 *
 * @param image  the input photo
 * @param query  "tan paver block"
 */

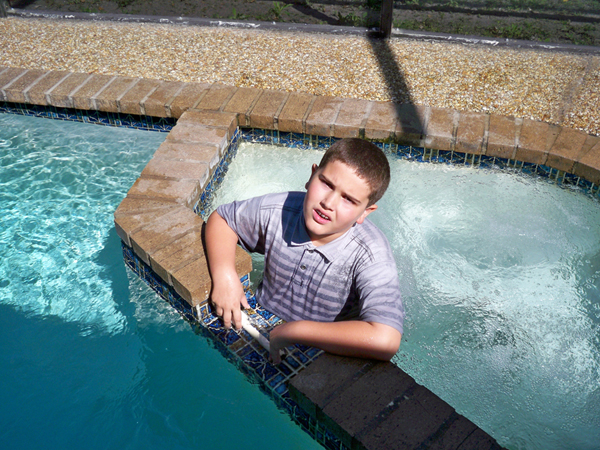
xmin=114 ymin=197 xmax=178 ymax=219
xmin=178 ymin=110 xmax=238 ymax=139
xmin=234 ymin=246 xmax=253 ymax=283
xmin=395 ymin=103 xmax=427 ymax=146
xmin=93 ymin=76 xmax=137 ymax=112
xmin=118 ymin=78 xmax=161 ymax=115
xmin=195 ymin=83 xmax=237 ymax=111
xmin=306 ymin=96 xmax=344 ymax=137
xmin=573 ymin=140 xmax=600 ymax=184
xmin=171 ymin=256 xmax=212 ymax=306
xmin=0 ymin=67 xmax=27 ymax=101
xmin=455 ymin=111 xmax=487 ymax=155
xmin=130 ymin=206 xmax=204 ymax=264
xmin=423 ymin=107 xmax=456 ymax=151
xmin=289 ymin=354 xmax=381 ymax=417
xmin=487 ymin=115 xmax=518 ymax=159
xmin=223 ymin=87 xmax=262 ymax=126
xmin=277 ymin=92 xmax=315 ymax=134
xmin=70 ymin=74 xmax=114 ymax=110
xmin=333 ymin=98 xmax=371 ymax=139
xmin=515 ymin=119 xmax=551 ymax=165
xmin=3 ymin=69 xmax=47 ymax=103
xmin=153 ymin=141 xmax=221 ymax=170
xmin=166 ymin=123 xmax=229 ymax=153
xmin=141 ymin=157 xmax=209 ymax=187
xmin=168 ymin=82 xmax=211 ymax=118
xmin=582 ymin=134 xmax=600 ymax=154
xmin=358 ymin=384 xmax=456 ymax=450
xmin=426 ymin=416 xmax=478 ymax=450
xmin=453 ymin=427 xmax=503 ymax=449
xmin=149 ymin=227 xmax=205 ymax=284
xmin=249 ymin=89 xmax=289 ymax=130
xmin=174 ymin=246 xmax=252 ymax=307
xmin=46 ymin=72 xmax=92 ymax=108
xmin=546 ymin=127 xmax=589 ymax=173
xmin=24 ymin=71 xmax=70 ymax=105
xmin=114 ymin=204 xmax=179 ymax=246
xmin=141 ymin=80 xmax=184 ymax=117
xmin=323 ymin=363 xmax=417 ymax=446
xmin=127 ymin=177 xmax=201 ymax=209
xmin=365 ymin=101 xmax=399 ymax=141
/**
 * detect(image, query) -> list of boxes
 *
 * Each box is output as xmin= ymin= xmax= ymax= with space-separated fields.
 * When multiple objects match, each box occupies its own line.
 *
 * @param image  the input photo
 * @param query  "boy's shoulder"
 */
xmin=255 ymin=191 xmax=305 ymax=212
xmin=352 ymin=218 xmax=393 ymax=254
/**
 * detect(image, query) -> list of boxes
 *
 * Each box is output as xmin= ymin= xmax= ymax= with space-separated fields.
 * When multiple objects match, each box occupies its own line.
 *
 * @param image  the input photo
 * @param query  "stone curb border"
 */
xmin=5 ymin=65 xmax=598 ymax=449
xmin=1 ymin=67 xmax=598 ymax=187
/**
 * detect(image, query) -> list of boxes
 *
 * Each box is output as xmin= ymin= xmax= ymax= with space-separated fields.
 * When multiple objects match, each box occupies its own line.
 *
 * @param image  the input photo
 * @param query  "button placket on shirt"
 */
xmin=292 ymin=248 xmax=317 ymax=286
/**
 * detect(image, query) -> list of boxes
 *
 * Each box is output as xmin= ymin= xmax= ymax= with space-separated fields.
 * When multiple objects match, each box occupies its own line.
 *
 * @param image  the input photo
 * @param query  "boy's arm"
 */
xmin=205 ymin=210 xmax=249 ymax=330
xmin=269 ymin=320 xmax=401 ymax=364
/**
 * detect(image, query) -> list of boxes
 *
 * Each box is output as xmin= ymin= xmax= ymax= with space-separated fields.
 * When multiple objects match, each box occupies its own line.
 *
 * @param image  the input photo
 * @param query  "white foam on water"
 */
xmin=210 ymin=142 xmax=600 ymax=450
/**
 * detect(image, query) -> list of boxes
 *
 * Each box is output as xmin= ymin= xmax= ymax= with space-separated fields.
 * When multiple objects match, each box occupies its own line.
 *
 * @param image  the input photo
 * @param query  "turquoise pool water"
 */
xmin=0 ymin=114 xmax=321 ymax=450
xmin=211 ymin=142 xmax=600 ymax=450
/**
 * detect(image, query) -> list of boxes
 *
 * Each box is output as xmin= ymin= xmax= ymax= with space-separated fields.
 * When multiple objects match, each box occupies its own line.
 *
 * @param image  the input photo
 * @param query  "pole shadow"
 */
xmin=366 ymin=29 xmax=425 ymax=146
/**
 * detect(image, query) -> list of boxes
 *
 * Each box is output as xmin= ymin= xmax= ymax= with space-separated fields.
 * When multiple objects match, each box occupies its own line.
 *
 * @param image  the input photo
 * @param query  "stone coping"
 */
xmin=6 ymin=65 xmax=600 ymax=449
xmin=1 ymin=66 xmax=599 ymax=186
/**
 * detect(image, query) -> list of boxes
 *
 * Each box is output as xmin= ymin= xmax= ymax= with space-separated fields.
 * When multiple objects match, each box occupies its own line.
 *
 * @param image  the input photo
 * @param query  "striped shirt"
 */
xmin=217 ymin=191 xmax=404 ymax=333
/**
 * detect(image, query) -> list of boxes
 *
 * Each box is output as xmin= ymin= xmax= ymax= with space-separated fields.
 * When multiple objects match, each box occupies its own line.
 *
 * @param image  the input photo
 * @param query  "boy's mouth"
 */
xmin=313 ymin=208 xmax=331 ymax=223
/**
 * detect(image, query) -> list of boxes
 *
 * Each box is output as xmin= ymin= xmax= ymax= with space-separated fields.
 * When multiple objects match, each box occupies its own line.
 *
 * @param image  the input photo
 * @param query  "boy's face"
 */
xmin=303 ymin=160 xmax=377 ymax=246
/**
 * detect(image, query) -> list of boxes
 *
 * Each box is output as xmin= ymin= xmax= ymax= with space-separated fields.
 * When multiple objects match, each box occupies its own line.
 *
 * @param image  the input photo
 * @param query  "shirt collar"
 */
xmin=290 ymin=210 xmax=355 ymax=262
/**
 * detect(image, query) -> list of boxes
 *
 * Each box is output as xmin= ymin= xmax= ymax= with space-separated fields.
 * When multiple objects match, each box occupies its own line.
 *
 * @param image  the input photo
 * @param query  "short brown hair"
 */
xmin=318 ymin=138 xmax=390 ymax=206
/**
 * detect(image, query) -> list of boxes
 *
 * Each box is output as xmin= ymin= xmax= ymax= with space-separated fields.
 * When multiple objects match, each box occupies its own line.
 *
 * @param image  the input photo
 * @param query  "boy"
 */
xmin=205 ymin=138 xmax=404 ymax=364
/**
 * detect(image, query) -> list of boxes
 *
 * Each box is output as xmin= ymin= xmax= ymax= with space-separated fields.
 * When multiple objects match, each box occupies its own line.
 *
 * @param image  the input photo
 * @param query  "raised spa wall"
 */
xmin=3 ymin=66 xmax=600 ymax=450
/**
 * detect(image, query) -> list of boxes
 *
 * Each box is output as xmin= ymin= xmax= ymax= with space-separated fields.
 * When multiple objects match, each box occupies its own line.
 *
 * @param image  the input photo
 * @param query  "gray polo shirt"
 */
xmin=217 ymin=191 xmax=404 ymax=333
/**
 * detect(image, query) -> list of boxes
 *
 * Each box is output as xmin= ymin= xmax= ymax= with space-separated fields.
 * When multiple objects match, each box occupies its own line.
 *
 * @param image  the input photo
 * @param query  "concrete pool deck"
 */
xmin=2 ymin=12 xmax=600 ymax=450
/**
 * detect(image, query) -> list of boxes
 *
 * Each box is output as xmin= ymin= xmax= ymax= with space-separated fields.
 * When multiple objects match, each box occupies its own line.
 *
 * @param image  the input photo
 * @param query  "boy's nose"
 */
xmin=320 ymin=192 xmax=337 ymax=210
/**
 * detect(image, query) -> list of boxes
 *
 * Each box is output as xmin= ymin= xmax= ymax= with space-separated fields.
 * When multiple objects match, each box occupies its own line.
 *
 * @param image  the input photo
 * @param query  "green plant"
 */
xmin=336 ymin=11 xmax=369 ymax=27
xmin=230 ymin=7 xmax=247 ymax=20
xmin=270 ymin=1 xmax=291 ymax=20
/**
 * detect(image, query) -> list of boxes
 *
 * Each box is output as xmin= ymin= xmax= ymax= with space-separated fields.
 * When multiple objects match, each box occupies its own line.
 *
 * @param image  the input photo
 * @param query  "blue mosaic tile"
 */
xmin=268 ymin=373 xmax=286 ymax=390
xmin=0 ymin=101 xmax=175 ymax=132
xmin=292 ymin=348 xmax=310 ymax=365
xmin=274 ymin=360 xmax=293 ymax=377
xmin=274 ymin=381 xmax=289 ymax=396
xmin=324 ymin=429 xmax=345 ymax=450
xmin=283 ymin=354 xmax=301 ymax=370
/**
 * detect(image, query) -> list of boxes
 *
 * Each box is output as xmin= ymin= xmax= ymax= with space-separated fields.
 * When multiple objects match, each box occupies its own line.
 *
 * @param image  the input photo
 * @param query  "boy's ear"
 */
xmin=356 ymin=204 xmax=378 ymax=224
xmin=305 ymin=164 xmax=319 ymax=189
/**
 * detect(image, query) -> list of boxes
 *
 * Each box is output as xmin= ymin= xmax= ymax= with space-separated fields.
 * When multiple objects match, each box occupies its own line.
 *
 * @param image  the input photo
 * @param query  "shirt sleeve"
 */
xmin=353 ymin=229 xmax=405 ymax=334
xmin=216 ymin=196 xmax=268 ymax=254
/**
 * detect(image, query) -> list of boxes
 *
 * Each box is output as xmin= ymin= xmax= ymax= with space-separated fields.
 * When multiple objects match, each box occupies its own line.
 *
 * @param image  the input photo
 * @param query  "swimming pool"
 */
xmin=209 ymin=141 xmax=600 ymax=450
xmin=0 ymin=113 xmax=322 ymax=450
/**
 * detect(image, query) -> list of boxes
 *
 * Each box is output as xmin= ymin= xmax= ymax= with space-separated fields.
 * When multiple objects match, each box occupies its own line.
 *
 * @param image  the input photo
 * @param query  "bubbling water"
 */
xmin=210 ymin=142 xmax=600 ymax=450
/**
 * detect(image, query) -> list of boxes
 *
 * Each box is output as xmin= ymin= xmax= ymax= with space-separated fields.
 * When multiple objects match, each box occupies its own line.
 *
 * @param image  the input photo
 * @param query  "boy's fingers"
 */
xmin=269 ymin=350 xmax=281 ymax=365
xmin=221 ymin=309 xmax=233 ymax=329
xmin=232 ymin=308 xmax=243 ymax=331
xmin=241 ymin=294 xmax=250 ymax=310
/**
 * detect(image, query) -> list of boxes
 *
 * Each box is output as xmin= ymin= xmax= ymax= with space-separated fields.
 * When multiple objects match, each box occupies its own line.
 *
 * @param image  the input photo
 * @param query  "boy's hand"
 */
xmin=268 ymin=320 xmax=401 ymax=363
xmin=268 ymin=325 xmax=291 ymax=364
xmin=211 ymin=275 xmax=250 ymax=330
xmin=205 ymin=210 xmax=252 ymax=331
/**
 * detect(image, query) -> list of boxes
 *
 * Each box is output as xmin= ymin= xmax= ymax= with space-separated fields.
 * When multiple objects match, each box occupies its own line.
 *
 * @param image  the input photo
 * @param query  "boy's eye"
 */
xmin=320 ymin=178 xmax=333 ymax=189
